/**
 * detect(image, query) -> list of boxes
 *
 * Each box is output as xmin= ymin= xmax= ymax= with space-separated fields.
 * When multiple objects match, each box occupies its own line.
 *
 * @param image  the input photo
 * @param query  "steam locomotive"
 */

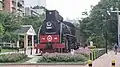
xmin=35 ymin=10 xmax=80 ymax=53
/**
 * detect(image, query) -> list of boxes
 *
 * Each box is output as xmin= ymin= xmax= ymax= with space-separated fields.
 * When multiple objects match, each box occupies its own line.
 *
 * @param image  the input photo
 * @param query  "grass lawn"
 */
xmin=1 ymin=49 xmax=17 ymax=53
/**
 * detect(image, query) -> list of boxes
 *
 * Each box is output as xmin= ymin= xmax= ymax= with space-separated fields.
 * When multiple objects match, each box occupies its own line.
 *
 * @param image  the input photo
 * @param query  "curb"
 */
xmin=0 ymin=61 xmax=87 ymax=65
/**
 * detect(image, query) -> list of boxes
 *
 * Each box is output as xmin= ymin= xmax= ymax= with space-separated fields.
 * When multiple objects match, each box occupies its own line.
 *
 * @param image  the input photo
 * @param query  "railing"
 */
xmin=89 ymin=48 xmax=106 ymax=60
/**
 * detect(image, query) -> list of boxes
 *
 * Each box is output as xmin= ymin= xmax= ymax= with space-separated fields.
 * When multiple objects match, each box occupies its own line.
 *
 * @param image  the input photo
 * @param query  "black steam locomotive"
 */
xmin=35 ymin=10 xmax=80 ymax=53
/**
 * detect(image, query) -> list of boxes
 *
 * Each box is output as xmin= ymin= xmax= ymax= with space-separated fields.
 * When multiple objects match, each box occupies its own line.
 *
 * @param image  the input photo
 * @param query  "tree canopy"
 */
xmin=80 ymin=0 xmax=120 ymax=48
xmin=0 ymin=11 xmax=45 ymax=43
xmin=0 ymin=23 xmax=4 ymax=37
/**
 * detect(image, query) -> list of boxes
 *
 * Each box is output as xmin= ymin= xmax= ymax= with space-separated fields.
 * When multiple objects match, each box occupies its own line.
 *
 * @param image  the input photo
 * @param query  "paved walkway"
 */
xmin=25 ymin=56 xmax=41 ymax=63
xmin=92 ymin=50 xmax=120 ymax=67
xmin=1 ymin=50 xmax=120 ymax=67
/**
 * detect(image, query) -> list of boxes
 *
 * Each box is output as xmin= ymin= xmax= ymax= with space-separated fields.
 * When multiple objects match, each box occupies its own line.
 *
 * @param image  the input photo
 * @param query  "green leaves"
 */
xmin=0 ymin=53 xmax=27 ymax=62
xmin=37 ymin=53 xmax=88 ymax=63
xmin=0 ymin=23 xmax=4 ymax=37
xmin=80 ymin=0 xmax=120 ymax=47
xmin=0 ymin=11 xmax=45 ymax=42
xmin=22 ymin=15 xmax=45 ymax=33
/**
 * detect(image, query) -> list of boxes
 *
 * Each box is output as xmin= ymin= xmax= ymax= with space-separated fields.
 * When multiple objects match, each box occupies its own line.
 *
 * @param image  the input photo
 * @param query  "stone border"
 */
xmin=0 ymin=61 xmax=87 ymax=65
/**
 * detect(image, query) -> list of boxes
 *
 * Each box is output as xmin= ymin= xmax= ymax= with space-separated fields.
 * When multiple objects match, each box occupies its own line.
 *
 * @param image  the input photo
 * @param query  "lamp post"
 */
xmin=102 ymin=6 xmax=120 ymax=53
xmin=110 ymin=7 xmax=120 ymax=47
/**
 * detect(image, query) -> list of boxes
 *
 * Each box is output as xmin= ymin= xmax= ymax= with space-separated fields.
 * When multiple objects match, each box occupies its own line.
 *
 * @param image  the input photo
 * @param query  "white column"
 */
xmin=17 ymin=40 xmax=19 ymax=48
xmin=24 ymin=34 xmax=28 ymax=49
xmin=32 ymin=35 xmax=34 ymax=49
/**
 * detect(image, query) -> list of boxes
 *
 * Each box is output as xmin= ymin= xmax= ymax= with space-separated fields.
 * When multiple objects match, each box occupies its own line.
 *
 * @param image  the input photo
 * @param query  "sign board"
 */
xmin=40 ymin=35 xmax=60 ymax=42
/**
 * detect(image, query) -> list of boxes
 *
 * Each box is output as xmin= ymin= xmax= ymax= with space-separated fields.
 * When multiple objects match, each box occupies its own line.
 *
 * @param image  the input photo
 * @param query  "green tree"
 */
xmin=0 ymin=23 xmax=4 ymax=37
xmin=0 ymin=12 xmax=22 ymax=42
xmin=22 ymin=14 xmax=45 ymax=31
xmin=80 ymin=0 xmax=119 ymax=48
xmin=22 ymin=15 xmax=45 ymax=42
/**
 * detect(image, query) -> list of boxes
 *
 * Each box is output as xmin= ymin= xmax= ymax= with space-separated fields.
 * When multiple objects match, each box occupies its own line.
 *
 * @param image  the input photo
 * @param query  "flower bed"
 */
xmin=74 ymin=48 xmax=106 ymax=60
xmin=74 ymin=48 xmax=91 ymax=55
xmin=0 ymin=53 xmax=27 ymax=63
xmin=37 ymin=53 xmax=89 ymax=64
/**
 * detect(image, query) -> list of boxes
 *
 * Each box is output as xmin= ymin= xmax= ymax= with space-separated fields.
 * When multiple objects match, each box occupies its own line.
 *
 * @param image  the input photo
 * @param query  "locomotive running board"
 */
xmin=53 ymin=44 xmax=65 ymax=48
xmin=35 ymin=44 xmax=65 ymax=49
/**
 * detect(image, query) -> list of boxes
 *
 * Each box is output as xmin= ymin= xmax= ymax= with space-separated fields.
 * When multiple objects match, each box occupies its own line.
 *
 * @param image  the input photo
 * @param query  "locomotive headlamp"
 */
xmin=46 ymin=22 xmax=52 ymax=29
xmin=47 ymin=22 xmax=52 ymax=26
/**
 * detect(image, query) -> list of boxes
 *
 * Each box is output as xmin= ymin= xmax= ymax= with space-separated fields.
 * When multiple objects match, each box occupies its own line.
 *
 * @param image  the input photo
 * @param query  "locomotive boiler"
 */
xmin=35 ymin=10 xmax=80 ymax=53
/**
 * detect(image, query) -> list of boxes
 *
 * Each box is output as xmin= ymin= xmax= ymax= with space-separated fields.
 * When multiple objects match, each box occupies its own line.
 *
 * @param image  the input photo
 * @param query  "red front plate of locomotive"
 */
xmin=40 ymin=35 xmax=60 ymax=43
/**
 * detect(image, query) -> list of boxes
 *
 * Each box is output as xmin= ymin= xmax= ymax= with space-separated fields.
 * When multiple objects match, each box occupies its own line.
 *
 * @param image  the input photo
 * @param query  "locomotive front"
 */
xmin=36 ymin=10 xmax=65 ymax=52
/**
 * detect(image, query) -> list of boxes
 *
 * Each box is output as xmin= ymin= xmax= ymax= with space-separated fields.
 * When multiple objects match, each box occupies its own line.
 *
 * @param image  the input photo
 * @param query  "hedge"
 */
xmin=0 ymin=53 xmax=27 ymax=63
xmin=37 ymin=53 xmax=89 ymax=63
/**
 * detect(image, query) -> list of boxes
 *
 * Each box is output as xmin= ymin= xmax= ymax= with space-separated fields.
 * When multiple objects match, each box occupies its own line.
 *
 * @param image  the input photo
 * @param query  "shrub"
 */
xmin=37 ymin=53 xmax=88 ymax=63
xmin=74 ymin=48 xmax=105 ymax=60
xmin=2 ymin=46 xmax=18 ymax=49
xmin=0 ymin=53 xmax=27 ymax=63
xmin=80 ymin=53 xmax=89 ymax=58
xmin=74 ymin=48 xmax=91 ymax=55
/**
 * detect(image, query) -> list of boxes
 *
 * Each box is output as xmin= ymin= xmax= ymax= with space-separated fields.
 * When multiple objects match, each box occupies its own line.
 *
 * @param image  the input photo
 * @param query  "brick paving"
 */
xmin=1 ymin=50 xmax=120 ymax=67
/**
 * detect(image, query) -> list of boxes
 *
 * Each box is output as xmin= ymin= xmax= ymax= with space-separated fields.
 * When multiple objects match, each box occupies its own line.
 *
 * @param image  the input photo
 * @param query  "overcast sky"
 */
xmin=24 ymin=0 xmax=100 ymax=19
